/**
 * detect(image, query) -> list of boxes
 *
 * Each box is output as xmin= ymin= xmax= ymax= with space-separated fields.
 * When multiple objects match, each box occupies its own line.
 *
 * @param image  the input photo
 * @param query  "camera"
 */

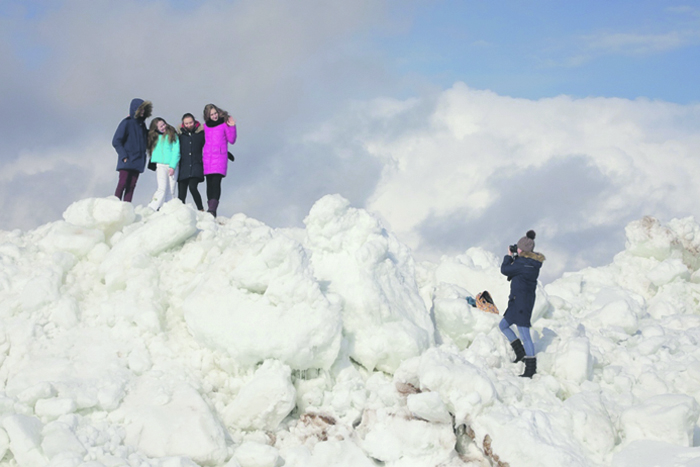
xmin=509 ymin=244 xmax=518 ymax=254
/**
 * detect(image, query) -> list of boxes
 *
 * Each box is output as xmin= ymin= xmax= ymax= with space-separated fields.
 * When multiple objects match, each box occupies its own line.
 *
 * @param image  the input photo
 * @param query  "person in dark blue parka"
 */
xmin=112 ymin=98 xmax=152 ymax=202
xmin=499 ymin=230 xmax=545 ymax=378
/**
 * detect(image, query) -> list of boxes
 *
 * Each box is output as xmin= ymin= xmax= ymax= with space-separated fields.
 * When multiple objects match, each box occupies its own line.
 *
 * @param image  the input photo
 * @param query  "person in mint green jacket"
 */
xmin=147 ymin=118 xmax=180 ymax=211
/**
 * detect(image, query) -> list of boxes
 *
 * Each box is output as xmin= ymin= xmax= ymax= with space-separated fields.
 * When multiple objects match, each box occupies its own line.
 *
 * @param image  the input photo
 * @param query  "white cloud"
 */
xmin=307 ymin=83 xmax=700 ymax=281
xmin=666 ymin=5 xmax=700 ymax=18
xmin=0 ymin=0 xmax=394 ymax=230
xmin=542 ymin=9 xmax=700 ymax=68
xmin=3 ymin=1 xmax=700 ymax=284
xmin=583 ymin=31 xmax=694 ymax=55
xmin=27 ymin=0 xmax=386 ymax=120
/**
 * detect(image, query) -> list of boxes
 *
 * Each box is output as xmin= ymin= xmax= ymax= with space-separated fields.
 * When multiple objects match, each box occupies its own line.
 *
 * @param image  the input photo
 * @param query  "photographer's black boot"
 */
xmin=510 ymin=339 xmax=526 ymax=363
xmin=520 ymin=357 xmax=537 ymax=378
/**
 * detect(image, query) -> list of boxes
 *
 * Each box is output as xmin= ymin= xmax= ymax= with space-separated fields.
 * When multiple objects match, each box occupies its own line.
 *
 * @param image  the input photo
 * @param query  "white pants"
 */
xmin=148 ymin=163 xmax=178 ymax=211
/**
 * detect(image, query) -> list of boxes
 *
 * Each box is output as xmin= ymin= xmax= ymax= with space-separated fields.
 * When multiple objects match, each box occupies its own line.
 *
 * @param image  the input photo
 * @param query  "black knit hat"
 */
xmin=517 ymin=230 xmax=536 ymax=253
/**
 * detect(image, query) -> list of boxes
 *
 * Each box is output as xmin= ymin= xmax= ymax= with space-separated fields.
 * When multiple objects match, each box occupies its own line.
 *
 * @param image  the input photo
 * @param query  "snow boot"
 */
xmin=510 ymin=339 xmax=526 ymax=363
xmin=520 ymin=357 xmax=536 ymax=378
xmin=207 ymin=199 xmax=219 ymax=217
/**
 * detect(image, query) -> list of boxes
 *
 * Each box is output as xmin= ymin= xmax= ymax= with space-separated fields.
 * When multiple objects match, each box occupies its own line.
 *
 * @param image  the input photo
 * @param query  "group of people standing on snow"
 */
xmin=112 ymin=98 xmax=237 ymax=217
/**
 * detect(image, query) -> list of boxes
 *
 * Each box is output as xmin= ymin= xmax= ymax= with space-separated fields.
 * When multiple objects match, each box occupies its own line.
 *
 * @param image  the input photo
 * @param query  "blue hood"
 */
xmin=129 ymin=98 xmax=152 ymax=119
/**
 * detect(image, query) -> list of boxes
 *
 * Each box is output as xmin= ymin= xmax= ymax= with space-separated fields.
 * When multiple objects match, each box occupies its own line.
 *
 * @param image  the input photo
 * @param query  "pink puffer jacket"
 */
xmin=202 ymin=121 xmax=237 ymax=176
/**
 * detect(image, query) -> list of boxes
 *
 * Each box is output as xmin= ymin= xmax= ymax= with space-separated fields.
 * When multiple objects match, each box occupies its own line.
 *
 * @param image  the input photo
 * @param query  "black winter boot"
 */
xmin=207 ymin=199 xmax=219 ymax=217
xmin=510 ymin=339 xmax=526 ymax=363
xmin=520 ymin=357 xmax=537 ymax=378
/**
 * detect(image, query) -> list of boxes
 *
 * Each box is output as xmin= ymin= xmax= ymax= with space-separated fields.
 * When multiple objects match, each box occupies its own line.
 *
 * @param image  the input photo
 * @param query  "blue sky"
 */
xmin=1 ymin=0 xmax=699 ymax=281
xmin=3 ymin=1 xmax=698 ymax=100
xmin=378 ymin=0 xmax=700 ymax=103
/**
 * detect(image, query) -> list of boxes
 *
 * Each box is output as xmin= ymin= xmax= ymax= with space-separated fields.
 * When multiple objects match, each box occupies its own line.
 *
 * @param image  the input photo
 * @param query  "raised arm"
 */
xmin=501 ymin=254 xmax=518 ymax=278
xmin=225 ymin=117 xmax=237 ymax=145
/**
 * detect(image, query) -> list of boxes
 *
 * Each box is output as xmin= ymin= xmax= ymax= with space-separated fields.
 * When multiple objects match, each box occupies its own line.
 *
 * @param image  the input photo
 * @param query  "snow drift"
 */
xmin=0 ymin=195 xmax=699 ymax=467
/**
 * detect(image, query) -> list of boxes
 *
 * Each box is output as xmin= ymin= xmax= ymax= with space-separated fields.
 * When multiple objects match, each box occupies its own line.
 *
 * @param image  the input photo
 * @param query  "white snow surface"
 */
xmin=0 ymin=196 xmax=699 ymax=466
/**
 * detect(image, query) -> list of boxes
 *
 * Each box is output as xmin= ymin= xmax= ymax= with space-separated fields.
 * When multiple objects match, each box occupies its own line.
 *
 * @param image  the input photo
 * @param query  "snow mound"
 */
xmin=0 ymin=195 xmax=698 ymax=467
xmin=304 ymin=194 xmax=434 ymax=372
xmin=182 ymin=218 xmax=342 ymax=370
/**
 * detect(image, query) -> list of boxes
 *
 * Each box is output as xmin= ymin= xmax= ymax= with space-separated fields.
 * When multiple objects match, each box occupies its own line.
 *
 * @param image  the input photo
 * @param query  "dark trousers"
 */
xmin=115 ymin=170 xmax=139 ymax=202
xmin=178 ymin=178 xmax=203 ymax=210
xmin=206 ymin=174 xmax=223 ymax=201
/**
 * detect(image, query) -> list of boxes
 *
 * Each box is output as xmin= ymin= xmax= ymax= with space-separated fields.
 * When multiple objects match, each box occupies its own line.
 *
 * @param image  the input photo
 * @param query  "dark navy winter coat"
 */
xmin=112 ymin=98 xmax=152 ymax=173
xmin=177 ymin=122 xmax=205 ymax=182
xmin=501 ymin=251 xmax=545 ymax=327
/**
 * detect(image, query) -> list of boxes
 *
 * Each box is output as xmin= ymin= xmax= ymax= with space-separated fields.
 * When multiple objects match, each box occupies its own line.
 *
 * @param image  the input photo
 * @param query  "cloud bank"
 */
xmin=308 ymin=83 xmax=700 ymax=281
xmin=2 ymin=1 xmax=700 ymax=283
xmin=0 ymin=0 xmax=392 ymax=228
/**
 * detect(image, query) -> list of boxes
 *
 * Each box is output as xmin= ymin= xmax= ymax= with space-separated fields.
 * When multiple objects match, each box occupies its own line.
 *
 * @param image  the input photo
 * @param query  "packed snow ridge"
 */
xmin=0 ymin=195 xmax=699 ymax=467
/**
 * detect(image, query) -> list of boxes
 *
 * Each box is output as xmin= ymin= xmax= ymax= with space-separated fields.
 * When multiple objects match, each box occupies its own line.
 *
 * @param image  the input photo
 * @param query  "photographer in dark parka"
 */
xmin=499 ymin=230 xmax=545 ymax=378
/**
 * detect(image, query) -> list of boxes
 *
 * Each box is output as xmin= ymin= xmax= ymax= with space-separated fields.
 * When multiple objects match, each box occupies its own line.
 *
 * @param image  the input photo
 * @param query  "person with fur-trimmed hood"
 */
xmin=176 ymin=113 xmax=205 ymax=211
xmin=499 ymin=230 xmax=545 ymax=378
xmin=202 ymin=103 xmax=237 ymax=217
xmin=146 ymin=117 xmax=180 ymax=211
xmin=112 ymin=98 xmax=152 ymax=202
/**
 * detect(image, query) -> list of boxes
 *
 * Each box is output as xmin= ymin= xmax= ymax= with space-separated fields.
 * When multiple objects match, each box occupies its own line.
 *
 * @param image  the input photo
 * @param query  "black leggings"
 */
xmin=178 ymin=178 xmax=203 ymax=210
xmin=206 ymin=174 xmax=223 ymax=201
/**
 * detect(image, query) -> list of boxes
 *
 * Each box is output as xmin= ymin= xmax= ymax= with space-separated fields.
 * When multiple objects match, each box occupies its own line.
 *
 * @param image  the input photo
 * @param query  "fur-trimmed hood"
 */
xmin=129 ymin=98 xmax=153 ymax=120
xmin=177 ymin=121 xmax=203 ymax=135
xmin=520 ymin=251 xmax=546 ymax=262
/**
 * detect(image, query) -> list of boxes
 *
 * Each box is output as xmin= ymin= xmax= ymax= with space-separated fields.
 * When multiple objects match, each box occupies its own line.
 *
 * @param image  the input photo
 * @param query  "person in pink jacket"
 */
xmin=202 ymin=103 xmax=237 ymax=217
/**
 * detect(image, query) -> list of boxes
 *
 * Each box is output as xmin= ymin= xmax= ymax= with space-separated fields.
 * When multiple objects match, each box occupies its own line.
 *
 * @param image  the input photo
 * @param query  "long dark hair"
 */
xmin=203 ymin=103 xmax=229 ymax=123
xmin=147 ymin=117 xmax=177 ymax=153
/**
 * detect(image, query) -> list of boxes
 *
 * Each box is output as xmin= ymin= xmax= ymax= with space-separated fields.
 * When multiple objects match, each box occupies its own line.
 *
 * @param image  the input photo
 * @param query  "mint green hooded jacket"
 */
xmin=150 ymin=134 xmax=181 ymax=169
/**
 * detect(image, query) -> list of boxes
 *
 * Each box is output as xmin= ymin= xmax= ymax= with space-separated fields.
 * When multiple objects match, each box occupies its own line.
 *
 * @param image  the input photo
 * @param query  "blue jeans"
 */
xmin=499 ymin=318 xmax=535 ymax=356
